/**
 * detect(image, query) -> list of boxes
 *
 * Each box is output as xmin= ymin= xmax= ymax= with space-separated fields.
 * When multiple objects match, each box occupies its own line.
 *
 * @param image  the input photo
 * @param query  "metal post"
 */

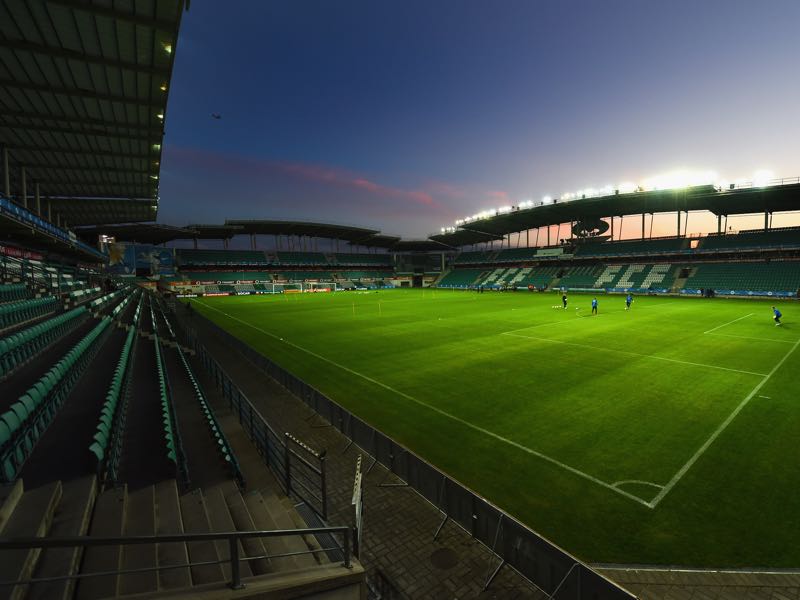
xmin=2 ymin=147 xmax=9 ymax=198
xmin=546 ymin=226 xmax=550 ymax=246
xmin=228 ymin=537 xmax=244 ymax=589
xmin=20 ymin=166 xmax=27 ymax=208
xmin=610 ymin=216 xmax=614 ymax=240
xmin=343 ymin=528 xmax=352 ymax=568
xmin=641 ymin=213 xmax=645 ymax=239
xmin=35 ymin=183 xmax=41 ymax=214
xmin=193 ymin=237 xmax=197 ymax=249
xmin=321 ymin=455 xmax=328 ymax=519
xmin=526 ymin=229 xmax=529 ymax=247
xmin=765 ymin=211 xmax=769 ymax=231
xmin=677 ymin=210 xmax=681 ymax=237
xmin=284 ymin=432 xmax=292 ymax=495
xmin=717 ymin=214 xmax=722 ymax=234
xmin=47 ymin=200 xmax=52 ymax=221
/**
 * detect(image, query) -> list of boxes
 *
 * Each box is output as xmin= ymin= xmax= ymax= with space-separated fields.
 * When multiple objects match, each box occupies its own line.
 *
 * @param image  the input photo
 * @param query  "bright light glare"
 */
xmin=641 ymin=170 xmax=717 ymax=191
xmin=752 ymin=169 xmax=775 ymax=187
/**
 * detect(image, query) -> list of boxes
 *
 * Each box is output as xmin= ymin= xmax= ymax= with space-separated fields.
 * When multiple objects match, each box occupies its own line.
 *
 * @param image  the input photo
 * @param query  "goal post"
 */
xmin=304 ymin=281 xmax=338 ymax=293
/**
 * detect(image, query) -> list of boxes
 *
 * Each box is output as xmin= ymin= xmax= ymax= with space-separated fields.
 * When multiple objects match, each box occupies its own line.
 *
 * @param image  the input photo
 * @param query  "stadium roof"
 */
xmin=224 ymin=219 xmax=380 ymax=242
xmin=75 ymin=222 xmax=195 ymax=245
xmin=357 ymin=234 xmax=402 ymax=248
xmin=433 ymin=182 xmax=800 ymax=246
xmin=0 ymin=0 xmax=185 ymax=223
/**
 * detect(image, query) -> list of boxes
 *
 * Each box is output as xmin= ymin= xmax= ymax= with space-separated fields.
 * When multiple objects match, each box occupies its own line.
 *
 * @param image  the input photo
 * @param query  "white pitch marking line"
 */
xmin=705 ymin=332 xmax=796 ymax=345
xmin=612 ymin=480 xmax=664 ymax=490
xmin=703 ymin=313 xmax=754 ymax=334
xmin=758 ymin=395 xmax=771 ymax=399
xmin=649 ymin=336 xmax=800 ymax=508
xmin=502 ymin=332 xmax=767 ymax=377
xmin=196 ymin=299 xmax=652 ymax=508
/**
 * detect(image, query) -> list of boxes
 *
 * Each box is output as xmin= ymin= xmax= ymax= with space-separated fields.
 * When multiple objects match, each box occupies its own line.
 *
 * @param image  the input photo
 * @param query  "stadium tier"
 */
xmin=698 ymin=228 xmax=800 ymax=251
xmin=275 ymin=251 xmax=328 ymax=265
xmin=332 ymin=253 xmax=392 ymax=266
xmin=574 ymin=237 xmax=689 ymax=256
xmin=453 ymin=250 xmax=496 ymax=264
xmin=494 ymin=247 xmax=540 ymax=263
xmin=683 ymin=261 xmax=800 ymax=293
xmin=436 ymin=268 xmax=485 ymax=287
xmin=176 ymin=249 xmax=270 ymax=266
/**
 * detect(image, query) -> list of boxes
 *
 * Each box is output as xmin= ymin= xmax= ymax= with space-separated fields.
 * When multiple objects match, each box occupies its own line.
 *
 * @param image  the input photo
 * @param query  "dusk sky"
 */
xmin=158 ymin=0 xmax=800 ymax=241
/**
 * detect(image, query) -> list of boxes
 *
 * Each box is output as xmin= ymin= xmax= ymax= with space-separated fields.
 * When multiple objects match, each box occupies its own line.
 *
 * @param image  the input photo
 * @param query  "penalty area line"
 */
xmin=649 ymin=335 xmax=800 ymax=508
xmin=196 ymin=299 xmax=653 ymax=508
xmin=703 ymin=313 xmax=754 ymax=334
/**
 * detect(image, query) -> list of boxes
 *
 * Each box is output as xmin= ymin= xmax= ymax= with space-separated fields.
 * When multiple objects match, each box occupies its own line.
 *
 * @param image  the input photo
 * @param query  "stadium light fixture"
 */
xmin=164 ymin=43 xmax=173 ymax=54
xmin=542 ymin=195 xmax=552 ymax=204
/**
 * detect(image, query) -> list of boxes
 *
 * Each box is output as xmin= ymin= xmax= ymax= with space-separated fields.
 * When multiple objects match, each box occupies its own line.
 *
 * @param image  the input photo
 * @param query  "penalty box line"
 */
xmin=196 ymin=299 xmax=654 ymax=508
xmin=649 ymin=335 xmax=800 ymax=508
xmin=502 ymin=332 xmax=767 ymax=377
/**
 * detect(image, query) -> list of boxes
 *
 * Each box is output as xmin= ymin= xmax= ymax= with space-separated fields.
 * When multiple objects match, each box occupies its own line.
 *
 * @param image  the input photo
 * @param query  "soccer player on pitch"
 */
xmin=591 ymin=297 xmax=598 ymax=315
xmin=772 ymin=306 xmax=782 ymax=326
xmin=562 ymin=293 xmax=568 ymax=309
xmin=626 ymin=293 xmax=633 ymax=310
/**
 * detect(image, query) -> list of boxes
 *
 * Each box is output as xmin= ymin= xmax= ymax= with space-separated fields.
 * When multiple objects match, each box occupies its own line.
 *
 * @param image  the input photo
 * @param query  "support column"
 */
xmin=2 ymin=147 xmax=9 ymax=197
xmin=610 ymin=216 xmax=614 ymax=240
xmin=223 ymin=238 xmax=229 ymax=250
xmin=47 ymin=200 xmax=52 ymax=221
xmin=526 ymin=229 xmax=530 ymax=248
xmin=193 ymin=237 xmax=198 ymax=249
xmin=641 ymin=213 xmax=645 ymax=239
xmin=717 ymin=214 xmax=722 ymax=234
xmin=250 ymin=233 xmax=255 ymax=250
xmin=21 ymin=166 xmax=27 ymax=208
xmin=35 ymin=183 xmax=41 ymax=215
xmin=547 ymin=226 xmax=551 ymax=246
xmin=764 ymin=211 xmax=769 ymax=231
xmin=677 ymin=210 xmax=681 ymax=237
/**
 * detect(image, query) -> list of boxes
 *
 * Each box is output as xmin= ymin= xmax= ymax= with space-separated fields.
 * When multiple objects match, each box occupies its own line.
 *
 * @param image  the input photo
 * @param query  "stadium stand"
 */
xmin=574 ymin=237 xmax=689 ymax=256
xmin=176 ymin=249 xmax=269 ymax=267
xmin=181 ymin=271 xmax=272 ymax=282
xmin=698 ymin=228 xmax=800 ymax=252
xmin=494 ymin=247 xmax=540 ymax=263
xmin=276 ymin=251 xmax=328 ymax=265
xmin=454 ymin=250 xmax=497 ymax=264
xmin=436 ymin=268 xmax=485 ymax=287
xmin=683 ymin=261 xmax=800 ymax=293
xmin=332 ymin=253 xmax=392 ymax=266
xmin=556 ymin=265 xmax=605 ymax=288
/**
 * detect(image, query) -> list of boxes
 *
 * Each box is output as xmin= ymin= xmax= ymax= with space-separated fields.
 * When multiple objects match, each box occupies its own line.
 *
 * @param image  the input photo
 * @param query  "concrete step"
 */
xmin=261 ymin=490 xmax=316 ymax=569
xmin=154 ymin=480 xmax=191 ymax=591
xmin=75 ymin=485 xmax=127 ymax=600
xmin=283 ymin=499 xmax=330 ymax=565
xmin=178 ymin=489 xmax=224 ymax=586
xmin=0 ymin=481 xmax=62 ymax=600
xmin=0 ymin=480 xmax=24 ymax=534
xmin=242 ymin=490 xmax=300 ymax=572
xmin=27 ymin=476 xmax=97 ymax=600
xmin=119 ymin=486 xmax=158 ymax=596
xmin=203 ymin=486 xmax=252 ymax=581
xmin=219 ymin=487 xmax=271 ymax=575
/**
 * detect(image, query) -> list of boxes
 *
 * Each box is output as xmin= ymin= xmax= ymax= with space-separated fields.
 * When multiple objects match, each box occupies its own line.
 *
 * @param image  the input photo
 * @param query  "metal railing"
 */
xmin=0 ymin=527 xmax=352 ymax=591
xmin=188 ymin=331 xmax=329 ymax=520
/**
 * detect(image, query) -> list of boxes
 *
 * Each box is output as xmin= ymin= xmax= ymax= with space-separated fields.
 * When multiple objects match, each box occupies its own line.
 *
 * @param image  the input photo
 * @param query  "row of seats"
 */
xmin=69 ymin=286 xmax=101 ymax=301
xmin=154 ymin=331 xmax=183 ymax=467
xmin=0 ymin=306 xmax=88 ymax=380
xmin=686 ymin=262 xmax=800 ymax=292
xmin=175 ymin=345 xmax=244 ymax=486
xmin=454 ymin=251 xmax=496 ymax=265
xmin=0 ymin=283 xmax=29 ymax=303
xmin=0 ymin=296 xmax=57 ymax=330
xmin=177 ymin=249 xmax=270 ymax=266
xmin=436 ymin=268 xmax=485 ymax=287
xmin=574 ymin=238 xmax=688 ymax=256
xmin=332 ymin=253 xmax=392 ymax=266
xmin=700 ymin=229 xmax=800 ymax=251
xmin=89 ymin=319 xmax=137 ymax=468
xmin=0 ymin=316 xmax=112 ymax=482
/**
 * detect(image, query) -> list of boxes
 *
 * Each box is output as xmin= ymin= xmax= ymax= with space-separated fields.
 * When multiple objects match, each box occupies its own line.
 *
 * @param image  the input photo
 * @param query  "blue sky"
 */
xmin=158 ymin=0 xmax=800 ymax=239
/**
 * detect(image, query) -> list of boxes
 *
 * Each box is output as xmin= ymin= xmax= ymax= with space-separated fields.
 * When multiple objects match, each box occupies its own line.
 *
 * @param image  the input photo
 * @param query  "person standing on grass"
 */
xmin=773 ymin=306 xmax=782 ymax=326
xmin=591 ymin=297 xmax=598 ymax=315
xmin=562 ymin=293 xmax=568 ymax=309
xmin=626 ymin=293 xmax=633 ymax=310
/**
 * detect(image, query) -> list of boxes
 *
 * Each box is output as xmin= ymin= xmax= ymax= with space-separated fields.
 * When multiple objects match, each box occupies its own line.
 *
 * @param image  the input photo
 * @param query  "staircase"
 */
xmin=0 ymin=477 xmax=362 ymax=600
xmin=670 ymin=266 xmax=695 ymax=292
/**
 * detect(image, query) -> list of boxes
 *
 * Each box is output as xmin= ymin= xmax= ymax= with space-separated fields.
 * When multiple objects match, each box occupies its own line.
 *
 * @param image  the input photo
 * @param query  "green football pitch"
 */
xmin=185 ymin=289 xmax=800 ymax=567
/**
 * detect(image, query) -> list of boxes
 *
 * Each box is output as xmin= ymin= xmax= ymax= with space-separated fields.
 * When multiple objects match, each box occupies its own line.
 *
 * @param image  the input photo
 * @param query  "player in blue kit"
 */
xmin=625 ymin=294 xmax=633 ymax=310
xmin=772 ymin=306 xmax=782 ymax=326
xmin=591 ymin=297 xmax=598 ymax=315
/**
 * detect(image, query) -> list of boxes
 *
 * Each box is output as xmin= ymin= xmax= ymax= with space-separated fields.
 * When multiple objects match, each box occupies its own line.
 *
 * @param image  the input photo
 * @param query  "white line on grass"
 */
xmin=703 ymin=313 xmax=754 ymax=334
xmin=612 ymin=480 xmax=664 ymax=490
xmin=648 ymin=336 xmax=800 ymax=508
xmin=704 ymin=332 xmax=796 ymax=345
xmin=502 ymin=332 xmax=767 ymax=377
xmin=196 ymin=299 xmax=653 ymax=508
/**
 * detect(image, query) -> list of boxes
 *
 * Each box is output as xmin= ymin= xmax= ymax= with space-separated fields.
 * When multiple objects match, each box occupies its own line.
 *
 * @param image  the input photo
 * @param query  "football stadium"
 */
xmin=1 ymin=2 xmax=800 ymax=599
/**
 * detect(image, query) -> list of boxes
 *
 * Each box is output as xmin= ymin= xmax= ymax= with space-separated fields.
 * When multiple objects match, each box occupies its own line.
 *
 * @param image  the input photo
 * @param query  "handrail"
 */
xmin=0 ymin=526 xmax=352 ymax=590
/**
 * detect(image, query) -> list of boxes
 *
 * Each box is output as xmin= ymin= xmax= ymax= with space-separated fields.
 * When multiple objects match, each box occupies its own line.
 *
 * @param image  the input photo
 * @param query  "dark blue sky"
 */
xmin=158 ymin=0 xmax=800 ymax=238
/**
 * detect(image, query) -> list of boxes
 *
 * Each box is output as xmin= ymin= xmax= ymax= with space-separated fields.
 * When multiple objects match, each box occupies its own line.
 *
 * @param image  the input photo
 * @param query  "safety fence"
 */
xmin=190 ymin=310 xmax=636 ymax=599
xmin=190 ymin=334 xmax=328 ymax=520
